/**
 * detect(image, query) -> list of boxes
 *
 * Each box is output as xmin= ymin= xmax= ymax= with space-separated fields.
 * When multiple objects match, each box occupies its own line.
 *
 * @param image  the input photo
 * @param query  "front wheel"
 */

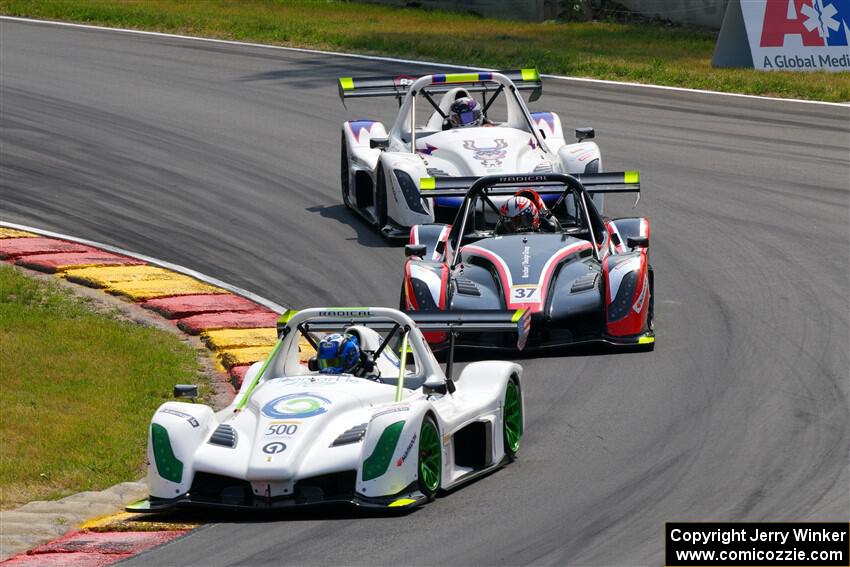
xmin=503 ymin=378 xmax=522 ymax=459
xmin=647 ymin=266 xmax=654 ymax=332
xmin=418 ymin=415 xmax=441 ymax=500
xmin=340 ymin=133 xmax=353 ymax=210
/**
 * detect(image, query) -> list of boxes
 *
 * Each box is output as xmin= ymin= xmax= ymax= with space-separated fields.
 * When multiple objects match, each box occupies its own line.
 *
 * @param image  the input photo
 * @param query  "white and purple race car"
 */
xmin=339 ymin=69 xmax=603 ymax=239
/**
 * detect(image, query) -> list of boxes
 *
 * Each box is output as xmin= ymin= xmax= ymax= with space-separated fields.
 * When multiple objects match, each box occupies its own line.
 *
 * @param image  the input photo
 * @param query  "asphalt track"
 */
xmin=1 ymin=18 xmax=848 ymax=566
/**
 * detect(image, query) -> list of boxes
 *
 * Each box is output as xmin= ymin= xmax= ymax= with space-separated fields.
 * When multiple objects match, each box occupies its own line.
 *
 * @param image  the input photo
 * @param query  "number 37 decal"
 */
xmin=510 ymin=285 xmax=541 ymax=303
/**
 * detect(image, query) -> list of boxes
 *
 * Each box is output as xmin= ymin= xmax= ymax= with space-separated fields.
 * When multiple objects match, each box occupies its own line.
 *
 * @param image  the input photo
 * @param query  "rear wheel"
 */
xmin=375 ymin=165 xmax=388 ymax=229
xmin=418 ymin=415 xmax=441 ymax=499
xmin=340 ymin=133 xmax=353 ymax=209
xmin=503 ymin=378 xmax=522 ymax=459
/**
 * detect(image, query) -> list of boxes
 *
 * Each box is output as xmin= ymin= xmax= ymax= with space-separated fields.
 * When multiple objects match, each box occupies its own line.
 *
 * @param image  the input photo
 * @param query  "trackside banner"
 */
xmin=711 ymin=0 xmax=850 ymax=71
xmin=742 ymin=0 xmax=850 ymax=71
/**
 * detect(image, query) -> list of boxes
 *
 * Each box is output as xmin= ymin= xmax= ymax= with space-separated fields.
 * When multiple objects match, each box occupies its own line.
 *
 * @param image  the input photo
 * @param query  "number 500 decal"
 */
xmin=265 ymin=422 xmax=299 ymax=436
xmin=511 ymin=285 xmax=541 ymax=303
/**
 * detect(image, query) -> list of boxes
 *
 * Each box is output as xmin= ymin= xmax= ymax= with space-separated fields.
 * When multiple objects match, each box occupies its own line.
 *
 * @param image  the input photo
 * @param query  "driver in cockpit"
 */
xmin=447 ymin=97 xmax=494 ymax=129
xmin=497 ymin=189 xmax=561 ymax=234
xmin=315 ymin=333 xmax=365 ymax=376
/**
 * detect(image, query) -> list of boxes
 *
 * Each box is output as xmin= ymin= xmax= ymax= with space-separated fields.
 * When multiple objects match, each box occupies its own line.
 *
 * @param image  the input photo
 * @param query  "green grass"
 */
xmin=1 ymin=0 xmax=848 ymax=101
xmin=0 ymin=265 xmax=202 ymax=509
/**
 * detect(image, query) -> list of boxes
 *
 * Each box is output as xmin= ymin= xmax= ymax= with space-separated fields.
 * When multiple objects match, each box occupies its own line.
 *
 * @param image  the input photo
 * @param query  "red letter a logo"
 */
xmin=760 ymin=0 xmax=824 ymax=47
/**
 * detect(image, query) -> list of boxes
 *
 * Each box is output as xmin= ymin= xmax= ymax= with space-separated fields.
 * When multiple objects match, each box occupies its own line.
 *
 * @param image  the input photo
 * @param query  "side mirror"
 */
xmin=627 ymin=236 xmax=649 ymax=249
xmin=405 ymin=244 xmax=427 ymax=258
xmin=422 ymin=375 xmax=448 ymax=396
xmin=575 ymin=127 xmax=595 ymax=142
xmin=173 ymin=384 xmax=198 ymax=399
xmin=370 ymin=137 xmax=389 ymax=150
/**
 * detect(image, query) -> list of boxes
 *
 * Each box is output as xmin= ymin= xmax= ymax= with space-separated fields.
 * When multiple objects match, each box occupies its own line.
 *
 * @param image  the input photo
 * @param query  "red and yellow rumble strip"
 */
xmin=1 ymin=512 xmax=197 ymax=566
xmin=1 ymin=226 xmax=311 ymax=563
xmin=0 ymin=227 xmax=290 ymax=386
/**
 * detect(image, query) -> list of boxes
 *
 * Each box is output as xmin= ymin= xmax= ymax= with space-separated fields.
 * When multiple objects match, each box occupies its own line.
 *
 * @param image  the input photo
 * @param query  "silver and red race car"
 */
xmin=401 ymin=172 xmax=654 ymax=350
xmin=338 ymin=69 xmax=604 ymax=239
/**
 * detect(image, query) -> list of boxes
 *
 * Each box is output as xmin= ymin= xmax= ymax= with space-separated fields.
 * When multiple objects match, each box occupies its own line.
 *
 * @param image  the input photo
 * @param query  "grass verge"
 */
xmin=0 ymin=265 xmax=201 ymax=509
xmin=1 ymin=0 xmax=848 ymax=102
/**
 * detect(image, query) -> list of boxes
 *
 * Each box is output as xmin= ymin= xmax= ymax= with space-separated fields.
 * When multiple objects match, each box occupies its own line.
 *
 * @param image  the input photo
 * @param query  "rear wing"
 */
xmin=338 ymin=69 xmax=542 ymax=103
xmin=277 ymin=308 xmax=531 ymax=350
xmin=419 ymin=171 xmax=641 ymax=197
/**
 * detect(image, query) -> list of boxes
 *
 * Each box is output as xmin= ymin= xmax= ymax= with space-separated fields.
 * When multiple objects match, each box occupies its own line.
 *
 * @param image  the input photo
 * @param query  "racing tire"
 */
xmin=647 ymin=265 xmax=655 ymax=332
xmin=340 ymin=133 xmax=353 ymax=210
xmin=503 ymin=378 xmax=523 ymax=460
xmin=399 ymin=281 xmax=407 ymax=311
xmin=375 ymin=164 xmax=388 ymax=230
xmin=642 ymin=266 xmax=656 ymax=351
xmin=417 ymin=415 xmax=441 ymax=500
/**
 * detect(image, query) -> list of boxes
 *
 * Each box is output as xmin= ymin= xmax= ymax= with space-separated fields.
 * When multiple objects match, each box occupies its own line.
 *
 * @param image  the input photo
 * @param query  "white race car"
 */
xmin=339 ymin=69 xmax=603 ymax=239
xmin=127 ymin=307 xmax=527 ymax=511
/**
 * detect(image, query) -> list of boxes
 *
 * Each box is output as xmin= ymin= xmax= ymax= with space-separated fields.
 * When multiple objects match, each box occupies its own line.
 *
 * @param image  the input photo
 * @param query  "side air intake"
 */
xmin=208 ymin=424 xmax=237 ymax=448
xmin=331 ymin=423 xmax=368 ymax=447
xmin=454 ymin=278 xmax=481 ymax=296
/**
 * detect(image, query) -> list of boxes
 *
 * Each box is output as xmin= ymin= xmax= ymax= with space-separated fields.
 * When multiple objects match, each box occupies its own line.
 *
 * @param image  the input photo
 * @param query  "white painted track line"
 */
xmin=1 ymin=15 xmax=847 ymax=107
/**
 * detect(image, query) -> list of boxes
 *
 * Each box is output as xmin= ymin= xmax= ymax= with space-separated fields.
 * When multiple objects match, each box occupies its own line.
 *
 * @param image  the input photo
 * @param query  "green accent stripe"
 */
xmin=420 ymin=177 xmax=435 ymax=190
xmin=236 ymin=338 xmax=285 ymax=410
xmin=362 ymin=421 xmax=405 ymax=481
xmin=624 ymin=171 xmax=640 ymax=184
xmin=511 ymin=308 xmax=527 ymax=323
xmin=151 ymin=423 xmax=183 ymax=484
xmin=339 ymin=77 xmax=354 ymax=90
xmin=277 ymin=309 xmax=298 ymax=325
xmin=521 ymin=68 xmax=540 ymax=81
xmin=395 ymin=333 xmax=409 ymax=403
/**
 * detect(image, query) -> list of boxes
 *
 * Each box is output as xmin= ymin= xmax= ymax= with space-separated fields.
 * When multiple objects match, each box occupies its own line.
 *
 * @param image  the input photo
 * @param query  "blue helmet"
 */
xmin=316 ymin=333 xmax=361 ymax=374
xmin=449 ymin=97 xmax=483 ymax=128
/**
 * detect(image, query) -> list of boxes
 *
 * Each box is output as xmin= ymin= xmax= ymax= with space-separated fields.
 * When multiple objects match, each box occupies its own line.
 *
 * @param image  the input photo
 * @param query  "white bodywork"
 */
xmin=341 ymin=72 xmax=602 ymax=236
xmin=143 ymin=308 xmax=524 ymax=509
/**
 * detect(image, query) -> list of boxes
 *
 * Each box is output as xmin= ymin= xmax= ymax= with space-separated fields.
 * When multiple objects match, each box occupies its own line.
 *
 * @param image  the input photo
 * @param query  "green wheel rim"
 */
xmin=504 ymin=381 xmax=522 ymax=453
xmin=418 ymin=419 xmax=441 ymax=494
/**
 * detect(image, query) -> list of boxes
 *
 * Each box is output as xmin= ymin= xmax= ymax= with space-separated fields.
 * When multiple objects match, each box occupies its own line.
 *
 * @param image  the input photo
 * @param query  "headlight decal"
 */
xmin=393 ymin=169 xmax=428 ymax=214
xmin=151 ymin=423 xmax=183 ymax=484
xmin=362 ymin=421 xmax=405 ymax=481
xmin=608 ymin=270 xmax=637 ymax=322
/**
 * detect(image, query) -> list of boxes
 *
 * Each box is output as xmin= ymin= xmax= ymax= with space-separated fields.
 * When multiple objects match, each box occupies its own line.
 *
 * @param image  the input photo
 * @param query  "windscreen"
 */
xmin=457 ymin=187 xmax=590 ymax=239
xmin=279 ymin=323 xmax=420 ymax=384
